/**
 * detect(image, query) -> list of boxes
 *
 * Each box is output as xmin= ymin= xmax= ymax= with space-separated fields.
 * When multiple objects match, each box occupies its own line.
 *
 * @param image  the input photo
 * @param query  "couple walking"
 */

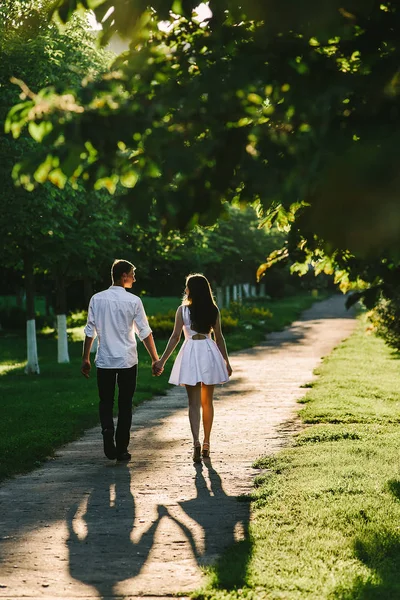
xmin=81 ymin=259 xmax=232 ymax=463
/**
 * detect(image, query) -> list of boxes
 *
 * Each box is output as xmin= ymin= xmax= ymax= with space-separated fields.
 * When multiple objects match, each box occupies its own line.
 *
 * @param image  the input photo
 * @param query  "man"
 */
xmin=81 ymin=259 xmax=160 ymax=461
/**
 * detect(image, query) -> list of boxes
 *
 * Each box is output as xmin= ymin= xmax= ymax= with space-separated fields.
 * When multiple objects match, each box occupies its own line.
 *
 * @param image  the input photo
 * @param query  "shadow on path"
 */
xmin=65 ymin=462 xmax=250 ymax=598
xmin=66 ymin=464 xmax=160 ymax=598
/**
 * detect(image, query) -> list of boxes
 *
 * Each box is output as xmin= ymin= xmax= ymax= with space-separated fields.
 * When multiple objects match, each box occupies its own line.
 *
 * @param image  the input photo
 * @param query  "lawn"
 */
xmin=141 ymin=295 xmax=183 ymax=315
xmin=196 ymin=317 xmax=400 ymax=599
xmin=0 ymin=291 xmax=324 ymax=483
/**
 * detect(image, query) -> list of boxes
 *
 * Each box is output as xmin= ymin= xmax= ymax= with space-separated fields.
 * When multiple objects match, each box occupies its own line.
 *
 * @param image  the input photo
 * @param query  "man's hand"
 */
xmin=81 ymin=359 xmax=91 ymax=378
xmin=152 ymin=359 xmax=164 ymax=376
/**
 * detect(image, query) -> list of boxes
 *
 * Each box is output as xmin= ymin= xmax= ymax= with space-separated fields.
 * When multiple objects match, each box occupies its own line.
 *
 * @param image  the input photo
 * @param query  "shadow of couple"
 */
xmin=67 ymin=459 xmax=250 ymax=598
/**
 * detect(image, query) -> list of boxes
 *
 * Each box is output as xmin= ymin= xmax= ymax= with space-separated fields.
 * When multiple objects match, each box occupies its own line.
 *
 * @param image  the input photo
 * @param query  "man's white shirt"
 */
xmin=84 ymin=286 xmax=152 ymax=368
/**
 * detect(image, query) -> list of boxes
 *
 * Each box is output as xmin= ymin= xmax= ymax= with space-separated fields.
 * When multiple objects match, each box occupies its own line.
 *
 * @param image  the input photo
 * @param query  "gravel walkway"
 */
xmin=0 ymin=295 xmax=356 ymax=599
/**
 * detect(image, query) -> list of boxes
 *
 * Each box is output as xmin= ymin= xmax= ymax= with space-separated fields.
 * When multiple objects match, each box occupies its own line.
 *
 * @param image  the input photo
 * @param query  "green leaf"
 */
xmin=28 ymin=121 xmax=53 ymax=143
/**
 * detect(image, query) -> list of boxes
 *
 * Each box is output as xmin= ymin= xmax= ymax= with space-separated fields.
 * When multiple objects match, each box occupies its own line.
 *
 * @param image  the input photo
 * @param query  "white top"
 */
xmin=169 ymin=305 xmax=229 ymax=386
xmin=84 ymin=286 xmax=152 ymax=369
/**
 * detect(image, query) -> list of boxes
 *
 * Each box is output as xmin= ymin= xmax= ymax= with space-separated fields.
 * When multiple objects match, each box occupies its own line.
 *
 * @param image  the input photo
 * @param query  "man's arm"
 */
xmin=142 ymin=333 xmax=160 ymax=372
xmin=132 ymin=299 xmax=161 ymax=372
xmin=81 ymin=335 xmax=94 ymax=378
xmin=81 ymin=297 xmax=96 ymax=378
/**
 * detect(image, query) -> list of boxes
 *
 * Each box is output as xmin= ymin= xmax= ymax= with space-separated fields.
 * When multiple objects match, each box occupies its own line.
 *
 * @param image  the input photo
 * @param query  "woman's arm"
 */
xmin=156 ymin=306 xmax=184 ymax=369
xmin=213 ymin=311 xmax=232 ymax=376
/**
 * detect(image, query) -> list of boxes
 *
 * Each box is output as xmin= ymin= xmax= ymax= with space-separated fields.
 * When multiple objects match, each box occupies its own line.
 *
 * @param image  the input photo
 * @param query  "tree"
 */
xmin=0 ymin=2 xmax=113 ymax=370
xmin=42 ymin=187 xmax=123 ymax=362
xmin=114 ymin=204 xmax=285 ymax=297
xmin=5 ymin=2 xmax=400 ymax=308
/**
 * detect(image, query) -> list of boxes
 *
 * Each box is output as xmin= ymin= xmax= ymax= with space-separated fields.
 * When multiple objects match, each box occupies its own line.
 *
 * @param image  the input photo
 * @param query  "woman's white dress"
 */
xmin=169 ymin=305 xmax=229 ymax=386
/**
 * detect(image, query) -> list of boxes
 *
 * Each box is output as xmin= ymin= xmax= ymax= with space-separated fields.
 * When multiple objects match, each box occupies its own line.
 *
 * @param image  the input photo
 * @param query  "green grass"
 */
xmin=0 ymin=337 xmax=171 ymax=482
xmin=0 ymin=291 xmax=323 ymax=483
xmin=196 ymin=318 xmax=400 ymax=600
xmin=299 ymin=327 xmax=400 ymax=424
xmin=142 ymin=295 xmax=182 ymax=315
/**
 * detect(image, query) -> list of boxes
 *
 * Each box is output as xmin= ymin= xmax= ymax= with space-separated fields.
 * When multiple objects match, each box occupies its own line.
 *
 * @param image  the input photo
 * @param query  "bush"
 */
xmin=148 ymin=314 xmax=175 ymax=336
xmin=222 ymin=302 xmax=272 ymax=328
xmin=67 ymin=310 xmax=88 ymax=328
xmin=220 ymin=314 xmax=239 ymax=333
xmin=368 ymin=293 xmax=400 ymax=350
xmin=36 ymin=314 xmax=54 ymax=330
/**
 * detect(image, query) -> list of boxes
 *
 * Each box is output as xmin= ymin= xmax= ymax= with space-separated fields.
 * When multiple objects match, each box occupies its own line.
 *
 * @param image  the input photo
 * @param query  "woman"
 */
xmin=154 ymin=274 xmax=232 ymax=462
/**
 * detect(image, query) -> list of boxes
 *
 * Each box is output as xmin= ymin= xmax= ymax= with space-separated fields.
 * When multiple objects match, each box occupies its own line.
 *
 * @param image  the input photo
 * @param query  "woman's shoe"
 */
xmin=202 ymin=442 xmax=210 ymax=458
xmin=193 ymin=444 xmax=202 ymax=463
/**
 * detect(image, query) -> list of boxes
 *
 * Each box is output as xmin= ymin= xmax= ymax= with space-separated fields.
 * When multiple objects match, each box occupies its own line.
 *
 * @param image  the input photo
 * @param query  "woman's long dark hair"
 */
xmin=184 ymin=273 xmax=218 ymax=333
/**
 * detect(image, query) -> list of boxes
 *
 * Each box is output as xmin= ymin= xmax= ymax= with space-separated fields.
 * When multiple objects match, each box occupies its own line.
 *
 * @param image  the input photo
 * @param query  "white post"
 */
xmin=225 ymin=286 xmax=230 ymax=307
xmin=233 ymin=285 xmax=238 ymax=301
xmin=243 ymin=283 xmax=250 ymax=298
xmin=238 ymin=284 xmax=243 ymax=303
xmin=251 ymin=285 xmax=257 ymax=297
xmin=25 ymin=319 xmax=40 ymax=374
xmin=216 ymin=287 xmax=224 ymax=308
xmin=57 ymin=314 xmax=70 ymax=363
xmin=259 ymin=283 xmax=266 ymax=297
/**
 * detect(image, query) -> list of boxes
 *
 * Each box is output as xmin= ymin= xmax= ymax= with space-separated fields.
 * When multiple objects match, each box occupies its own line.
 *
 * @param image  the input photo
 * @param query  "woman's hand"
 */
xmin=226 ymin=362 xmax=233 ymax=377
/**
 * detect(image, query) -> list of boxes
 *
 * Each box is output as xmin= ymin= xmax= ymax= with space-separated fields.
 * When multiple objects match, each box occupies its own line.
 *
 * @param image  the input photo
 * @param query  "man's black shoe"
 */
xmin=116 ymin=451 xmax=131 ymax=462
xmin=102 ymin=429 xmax=117 ymax=460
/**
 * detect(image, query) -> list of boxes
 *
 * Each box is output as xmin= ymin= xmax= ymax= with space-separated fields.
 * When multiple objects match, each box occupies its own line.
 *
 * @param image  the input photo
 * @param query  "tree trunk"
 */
xmin=83 ymin=279 xmax=93 ymax=307
xmin=55 ymin=275 xmax=70 ymax=363
xmin=23 ymin=251 xmax=40 ymax=375
xmin=16 ymin=288 xmax=24 ymax=308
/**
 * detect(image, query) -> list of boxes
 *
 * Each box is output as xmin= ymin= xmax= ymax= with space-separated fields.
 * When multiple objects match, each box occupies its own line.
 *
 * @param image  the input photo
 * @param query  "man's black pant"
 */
xmin=96 ymin=365 xmax=137 ymax=454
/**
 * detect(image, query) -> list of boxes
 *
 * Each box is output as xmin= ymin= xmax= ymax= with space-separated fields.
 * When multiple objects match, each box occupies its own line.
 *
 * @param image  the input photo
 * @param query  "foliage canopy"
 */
xmin=4 ymin=1 xmax=400 ymax=307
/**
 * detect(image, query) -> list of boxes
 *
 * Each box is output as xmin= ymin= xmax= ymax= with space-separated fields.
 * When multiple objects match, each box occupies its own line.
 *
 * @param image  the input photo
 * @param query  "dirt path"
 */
xmin=0 ymin=296 xmax=356 ymax=599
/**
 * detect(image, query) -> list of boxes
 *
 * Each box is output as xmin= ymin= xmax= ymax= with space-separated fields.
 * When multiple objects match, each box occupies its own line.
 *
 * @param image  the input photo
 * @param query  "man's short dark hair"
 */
xmin=111 ymin=259 xmax=135 ymax=283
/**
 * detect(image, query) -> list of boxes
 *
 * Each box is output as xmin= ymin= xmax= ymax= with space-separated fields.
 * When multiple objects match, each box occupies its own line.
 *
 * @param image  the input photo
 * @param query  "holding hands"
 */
xmin=152 ymin=359 xmax=164 ymax=376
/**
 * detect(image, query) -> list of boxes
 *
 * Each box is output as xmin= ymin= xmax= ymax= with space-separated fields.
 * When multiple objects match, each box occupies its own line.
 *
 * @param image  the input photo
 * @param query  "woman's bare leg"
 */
xmin=201 ymin=384 xmax=214 ymax=445
xmin=185 ymin=384 xmax=201 ymax=446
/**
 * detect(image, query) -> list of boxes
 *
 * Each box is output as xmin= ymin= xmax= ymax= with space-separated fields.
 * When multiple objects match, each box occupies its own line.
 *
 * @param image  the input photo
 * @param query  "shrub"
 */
xmin=148 ymin=314 xmax=175 ymax=336
xmin=220 ymin=314 xmax=239 ymax=333
xmin=222 ymin=302 xmax=272 ymax=328
xmin=368 ymin=293 xmax=400 ymax=351
xmin=67 ymin=310 xmax=88 ymax=328
xmin=36 ymin=314 xmax=54 ymax=330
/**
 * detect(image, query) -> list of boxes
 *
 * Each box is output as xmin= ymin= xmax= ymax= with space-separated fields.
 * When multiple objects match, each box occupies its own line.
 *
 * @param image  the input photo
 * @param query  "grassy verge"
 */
xmin=0 ymin=291 xmax=323 ymax=483
xmin=197 ymin=318 xmax=400 ymax=599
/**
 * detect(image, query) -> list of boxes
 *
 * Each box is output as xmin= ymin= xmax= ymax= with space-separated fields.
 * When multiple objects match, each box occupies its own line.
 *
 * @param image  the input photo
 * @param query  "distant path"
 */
xmin=0 ymin=296 xmax=356 ymax=599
